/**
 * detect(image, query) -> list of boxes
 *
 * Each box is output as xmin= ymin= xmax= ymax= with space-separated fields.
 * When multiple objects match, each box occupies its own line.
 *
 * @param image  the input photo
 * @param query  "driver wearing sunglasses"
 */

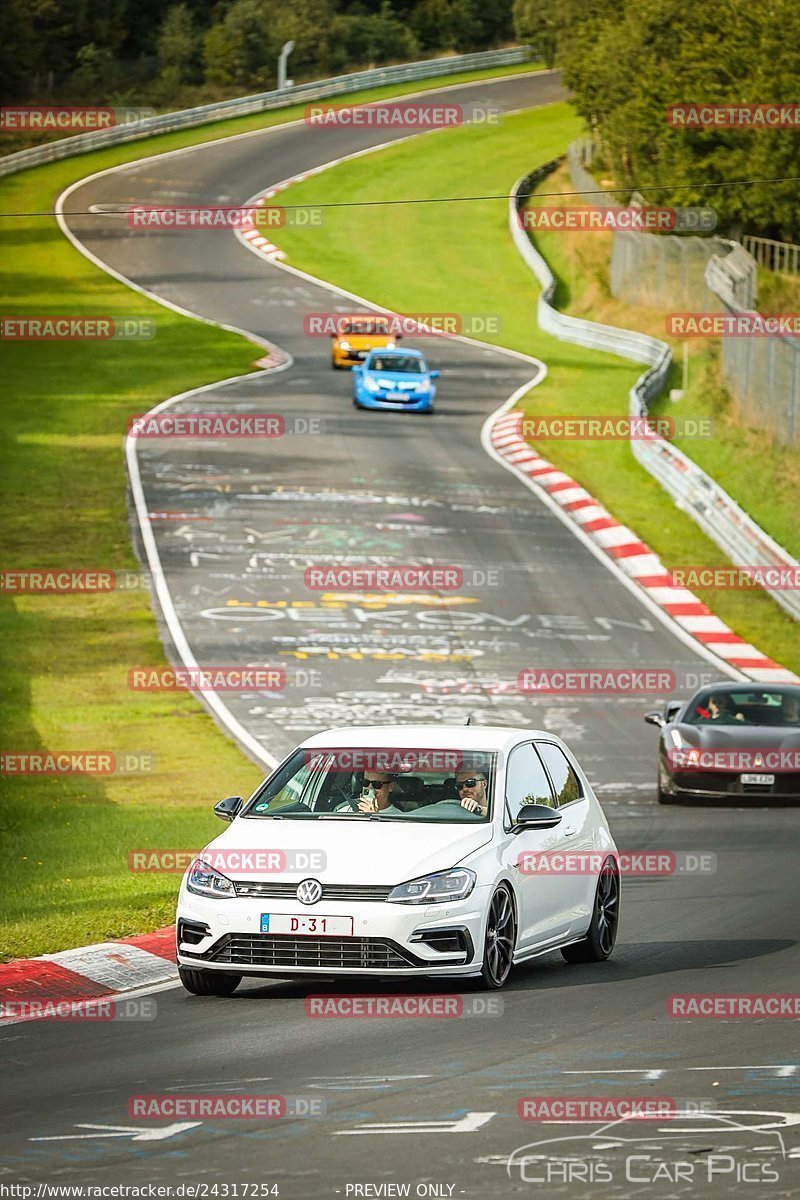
xmin=456 ymin=770 xmax=489 ymax=816
xmin=356 ymin=772 xmax=401 ymax=814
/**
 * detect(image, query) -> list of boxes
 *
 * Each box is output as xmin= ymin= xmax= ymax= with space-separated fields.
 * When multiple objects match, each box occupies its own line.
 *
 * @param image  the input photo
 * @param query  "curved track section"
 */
xmin=3 ymin=71 xmax=797 ymax=1199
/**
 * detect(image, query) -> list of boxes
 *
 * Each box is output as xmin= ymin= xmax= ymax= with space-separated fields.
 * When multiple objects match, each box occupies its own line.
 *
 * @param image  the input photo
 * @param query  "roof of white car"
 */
xmin=299 ymin=725 xmax=550 ymax=751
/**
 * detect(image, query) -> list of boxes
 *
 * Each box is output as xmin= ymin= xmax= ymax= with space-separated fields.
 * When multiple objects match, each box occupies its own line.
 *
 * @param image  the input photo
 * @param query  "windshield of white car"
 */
xmin=369 ymin=356 xmax=425 ymax=373
xmin=241 ymin=748 xmax=495 ymax=821
xmin=683 ymin=688 xmax=800 ymax=727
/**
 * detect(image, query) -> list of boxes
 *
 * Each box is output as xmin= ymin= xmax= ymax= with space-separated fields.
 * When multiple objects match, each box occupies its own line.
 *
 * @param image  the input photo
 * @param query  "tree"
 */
xmin=512 ymin=0 xmax=565 ymax=66
xmin=202 ymin=0 xmax=276 ymax=89
xmin=157 ymin=4 xmax=199 ymax=85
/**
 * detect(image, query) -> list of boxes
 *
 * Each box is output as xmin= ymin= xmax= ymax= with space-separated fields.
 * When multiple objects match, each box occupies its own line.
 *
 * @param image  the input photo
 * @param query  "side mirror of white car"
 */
xmin=512 ymin=803 xmax=562 ymax=832
xmin=214 ymin=795 xmax=243 ymax=822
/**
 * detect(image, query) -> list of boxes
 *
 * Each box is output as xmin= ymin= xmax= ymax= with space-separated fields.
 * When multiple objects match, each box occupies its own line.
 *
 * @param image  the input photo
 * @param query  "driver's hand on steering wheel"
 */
xmin=460 ymin=796 xmax=486 ymax=814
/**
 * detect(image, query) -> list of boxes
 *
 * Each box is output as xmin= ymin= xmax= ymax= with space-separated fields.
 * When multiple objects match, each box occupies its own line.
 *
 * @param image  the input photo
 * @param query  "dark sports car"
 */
xmin=644 ymin=682 xmax=800 ymax=804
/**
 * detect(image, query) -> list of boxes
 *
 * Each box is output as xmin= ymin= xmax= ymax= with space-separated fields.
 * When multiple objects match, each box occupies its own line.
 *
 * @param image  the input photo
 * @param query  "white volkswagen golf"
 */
xmin=176 ymin=725 xmax=620 ymax=994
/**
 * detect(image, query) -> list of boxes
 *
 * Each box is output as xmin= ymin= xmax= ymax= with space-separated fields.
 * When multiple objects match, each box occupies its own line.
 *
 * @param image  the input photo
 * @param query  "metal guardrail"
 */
xmin=511 ymin=161 xmax=800 ymax=623
xmin=0 ymin=46 xmax=533 ymax=180
xmin=743 ymin=235 xmax=800 ymax=275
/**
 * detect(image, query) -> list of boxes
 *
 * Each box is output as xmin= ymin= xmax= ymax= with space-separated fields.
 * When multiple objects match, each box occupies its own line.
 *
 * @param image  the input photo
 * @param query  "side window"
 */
xmin=504 ymin=743 xmax=556 ymax=820
xmin=536 ymin=743 xmax=583 ymax=807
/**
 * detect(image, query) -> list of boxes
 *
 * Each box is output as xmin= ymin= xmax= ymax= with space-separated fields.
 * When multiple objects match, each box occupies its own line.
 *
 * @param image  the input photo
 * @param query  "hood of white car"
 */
xmin=201 ymin=818 xmax=494 ymax=885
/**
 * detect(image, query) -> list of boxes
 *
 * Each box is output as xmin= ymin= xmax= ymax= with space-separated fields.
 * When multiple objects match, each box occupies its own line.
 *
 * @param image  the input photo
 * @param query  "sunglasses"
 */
xmin=364 ymin=778 xmax=391 ymax=788
xmin=456 ymin=777 xmax=485 ymax=790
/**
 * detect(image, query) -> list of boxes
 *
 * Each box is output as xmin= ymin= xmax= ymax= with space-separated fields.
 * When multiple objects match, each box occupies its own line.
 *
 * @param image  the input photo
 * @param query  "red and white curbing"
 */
xmin=490 ymin=410 xmax=797 ymax=684
xmin=239 ymin=175 xmax=316 ymax=260
xmin=0 ymin=926 xmax=178 ymax=1024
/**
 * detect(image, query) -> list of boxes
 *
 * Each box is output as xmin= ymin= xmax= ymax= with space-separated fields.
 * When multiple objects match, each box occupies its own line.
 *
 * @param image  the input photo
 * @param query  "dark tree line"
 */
xmin=0 ymin=0 xmax=513 ymax=107
xmin=514 ymin=0 xmax=800 ymax=240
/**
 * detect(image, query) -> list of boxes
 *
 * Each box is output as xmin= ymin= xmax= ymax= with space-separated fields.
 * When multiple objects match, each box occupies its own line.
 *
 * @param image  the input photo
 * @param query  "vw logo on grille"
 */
xmin=297 ymin=878 xmax=323 ymax=905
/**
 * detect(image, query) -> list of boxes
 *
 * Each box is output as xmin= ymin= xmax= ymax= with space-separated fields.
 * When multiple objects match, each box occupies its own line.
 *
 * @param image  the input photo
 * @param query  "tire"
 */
xmin=561 ymin=859 xmax=620 ymax=964
xmin=657 ymin=784 xmax=676 ymax=805
xmin=479 ymin=884 xmax=517 ymax=989
xmin=178 ymin=966 xmax=241 ymax=996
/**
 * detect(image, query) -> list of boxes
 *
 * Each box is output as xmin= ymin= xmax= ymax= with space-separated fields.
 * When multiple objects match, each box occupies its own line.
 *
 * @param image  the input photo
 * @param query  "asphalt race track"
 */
xmin=2 ymin=71 xmax=799 ymax=1198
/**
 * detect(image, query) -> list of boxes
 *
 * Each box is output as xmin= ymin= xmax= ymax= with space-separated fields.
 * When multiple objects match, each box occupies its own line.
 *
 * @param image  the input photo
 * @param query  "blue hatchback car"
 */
xmin=352 ymin=348 xmax=439 ymax=413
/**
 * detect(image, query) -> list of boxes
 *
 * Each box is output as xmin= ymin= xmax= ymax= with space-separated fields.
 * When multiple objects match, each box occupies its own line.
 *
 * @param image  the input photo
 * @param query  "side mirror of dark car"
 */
xmin=512 ymin=803 xmax=562 ymax=832
xmin=214 ymin=795 xmax=243 ymax=822
xmin=644 ymin=711 xmax=666 ymax=728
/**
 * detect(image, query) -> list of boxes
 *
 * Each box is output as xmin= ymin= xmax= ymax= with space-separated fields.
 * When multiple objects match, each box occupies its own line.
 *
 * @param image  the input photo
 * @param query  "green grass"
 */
xmin=1 ymin=63 xmax=548 ymax=961
xmin=270 ymin=106 xmax=799 ymax=675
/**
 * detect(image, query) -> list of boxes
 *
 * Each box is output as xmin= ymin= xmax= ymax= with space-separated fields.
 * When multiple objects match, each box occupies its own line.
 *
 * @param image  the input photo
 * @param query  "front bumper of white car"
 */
xmin=176 ymin=883 xmax=492 ymax=978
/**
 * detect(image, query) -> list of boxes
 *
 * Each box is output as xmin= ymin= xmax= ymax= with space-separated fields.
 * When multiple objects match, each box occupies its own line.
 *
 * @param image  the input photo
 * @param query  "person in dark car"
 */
xmin=695 ymin=693 xmax=744 ymax=723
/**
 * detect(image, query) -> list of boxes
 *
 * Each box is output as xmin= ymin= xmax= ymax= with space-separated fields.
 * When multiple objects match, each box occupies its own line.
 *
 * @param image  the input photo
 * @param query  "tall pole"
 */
xmin=278 ymin=41 xmax=295 ymax=91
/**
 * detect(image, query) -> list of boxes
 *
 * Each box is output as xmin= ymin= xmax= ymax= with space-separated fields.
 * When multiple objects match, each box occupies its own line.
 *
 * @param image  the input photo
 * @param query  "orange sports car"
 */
xmin=331 ymin=314 xmax=400 ymax=368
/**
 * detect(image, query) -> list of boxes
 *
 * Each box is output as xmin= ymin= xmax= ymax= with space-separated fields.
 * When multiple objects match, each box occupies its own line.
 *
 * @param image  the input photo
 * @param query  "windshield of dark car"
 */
xmin=683 ymin=688 xmax=800 ymax=727
xmin=369 ymin=355 xmax=424 ymax=373
xmin=241 ymin=748 xmax=495 ymax=821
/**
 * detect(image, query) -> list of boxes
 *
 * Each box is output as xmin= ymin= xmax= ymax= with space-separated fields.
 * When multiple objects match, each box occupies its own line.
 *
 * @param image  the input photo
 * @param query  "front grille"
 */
xmin=673 ymin=771 xmax=800 ymax=796
xmin=207 ymin=934 xmax=417 ymax=969
xmin=233 ymin=881 xmax=392 ymax=901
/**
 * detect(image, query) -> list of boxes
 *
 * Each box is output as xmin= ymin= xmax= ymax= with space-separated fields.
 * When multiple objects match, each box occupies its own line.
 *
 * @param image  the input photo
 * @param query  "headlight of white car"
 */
xmin=186 ymin=858 xmax=235 ymax=899
xmin=387 ymin=868 xmax=476 ymax=905
xmin=364 ymin=376 xmax=381 ymax=392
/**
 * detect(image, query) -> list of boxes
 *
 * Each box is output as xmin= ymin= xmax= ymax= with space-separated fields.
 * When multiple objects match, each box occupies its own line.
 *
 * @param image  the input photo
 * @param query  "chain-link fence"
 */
xmin=568 ymin=139 xmax=799 ymax=446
